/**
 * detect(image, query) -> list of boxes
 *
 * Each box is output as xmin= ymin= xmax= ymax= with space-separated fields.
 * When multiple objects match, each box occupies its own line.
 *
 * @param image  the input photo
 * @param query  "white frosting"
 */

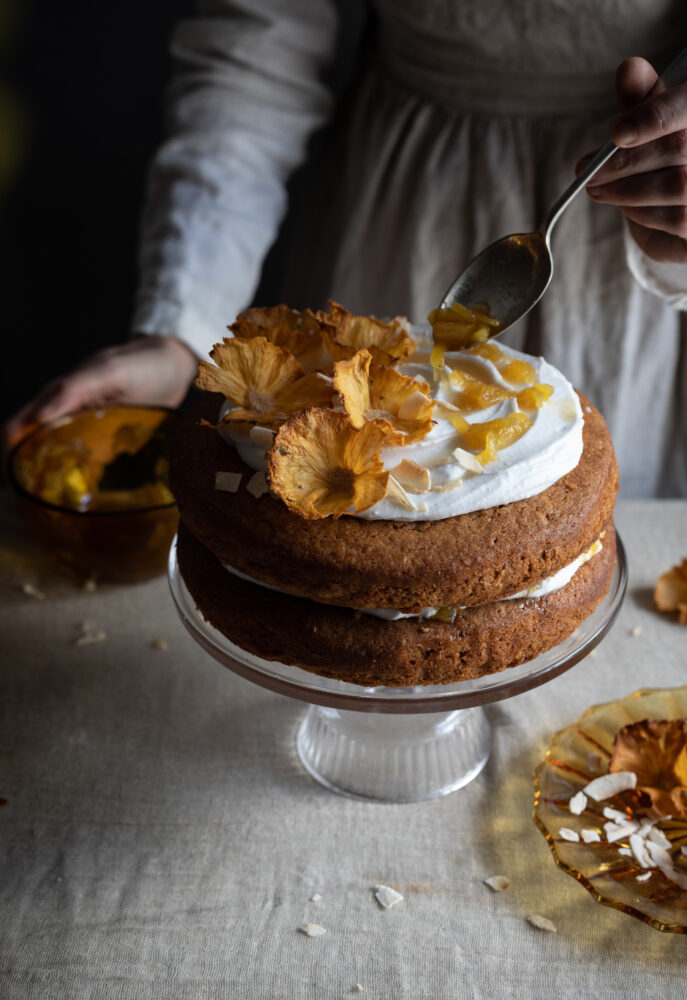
xmin=221 ymin=537 xmax=602 ymax=619
xmin=217 ymin=326 xmax=584 ymax=521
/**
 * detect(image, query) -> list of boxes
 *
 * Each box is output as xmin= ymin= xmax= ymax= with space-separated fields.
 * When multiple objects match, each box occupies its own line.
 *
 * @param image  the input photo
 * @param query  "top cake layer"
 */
xmin=171 ymin=390 xmax=617 ymax=612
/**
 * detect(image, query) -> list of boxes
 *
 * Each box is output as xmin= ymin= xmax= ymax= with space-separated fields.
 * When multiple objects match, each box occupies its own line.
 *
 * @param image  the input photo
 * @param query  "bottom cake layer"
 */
xmin=177 ymin=519 xmax=617 ymax=688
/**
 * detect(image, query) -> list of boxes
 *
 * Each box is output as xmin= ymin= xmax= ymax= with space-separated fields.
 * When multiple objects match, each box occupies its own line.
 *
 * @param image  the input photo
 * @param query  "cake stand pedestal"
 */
xmin=168 ymin=538 xmax=626 ymax=803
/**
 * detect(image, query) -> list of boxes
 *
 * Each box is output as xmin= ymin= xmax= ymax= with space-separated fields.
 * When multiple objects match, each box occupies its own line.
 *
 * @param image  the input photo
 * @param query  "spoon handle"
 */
xmin=539 ymin=43 xmax=687 ymax=243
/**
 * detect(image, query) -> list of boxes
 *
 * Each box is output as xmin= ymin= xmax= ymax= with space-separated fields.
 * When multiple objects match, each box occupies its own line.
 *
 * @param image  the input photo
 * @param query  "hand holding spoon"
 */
xmin=439 ymin=44 xmax=687 ymax=339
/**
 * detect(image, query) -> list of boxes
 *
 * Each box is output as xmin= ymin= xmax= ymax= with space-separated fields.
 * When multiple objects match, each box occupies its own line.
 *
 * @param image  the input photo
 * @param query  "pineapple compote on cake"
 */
xmin=171 ymin=301 xmax=618 ymax=686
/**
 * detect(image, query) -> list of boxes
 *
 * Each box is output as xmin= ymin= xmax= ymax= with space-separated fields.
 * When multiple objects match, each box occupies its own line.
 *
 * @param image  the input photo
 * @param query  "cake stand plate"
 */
xmin=168 ymin=536 xmax=627 ymax=802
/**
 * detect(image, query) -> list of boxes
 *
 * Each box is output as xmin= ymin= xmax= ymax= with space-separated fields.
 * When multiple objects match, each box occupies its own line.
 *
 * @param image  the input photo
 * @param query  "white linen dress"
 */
xmin=133 ymin=0 xmax=687 ymax=497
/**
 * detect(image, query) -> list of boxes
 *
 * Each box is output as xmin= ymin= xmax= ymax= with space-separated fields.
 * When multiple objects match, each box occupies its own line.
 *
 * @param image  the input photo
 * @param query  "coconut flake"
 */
xmin=215 ymin=471 xmax=242 ymax=493
xmin=452 ymin=447 xmax=483 ymax=474
xmin=309 ymin=893 xmax=323 ymax=903
xmin=386 ymin=476 xmax=416 ymax=511
xmin=603 ymin=807 xmax=629 ymax=823
xmin=558 ymin=827 xmax=580 ymax=842
xmin=398 ymin=390 xmax=432 ymax=421
xmin=249 ymin=426 xmax=274 ymax=448
xmin=583 ymin=771 xmax=637 ymax=801
xmin=374 ymin=885 xmax=403 ymax=909
xmin=629 ymin=833 xmax=653 ymax=868
xmin=299 ymin=923 xmax=327 ymax=937
xmin=484 ymin=875 xmax=511 ymax=892
xmin=604 ymin=820 xmax=640 ymax=843
xmin=581 ymin=829 xmax=601 ymax=844
xmin=647 ymin=827 xmax=671 ymax=849
xmin=568 ymin=791 xmax=588 ymax=815
xmin=636 ymin=871 xmax=653 ymax=883
xmin=618 ymin=847 xmax=632 ymax=857
xmin=388 ymin=459 xmax=430 ymax=493
xmin=526 ymin=914 xmax=557 ymax=933
xmin=645 ymin=841 xmax=687 ymax=890
xmin=246 ymin=471 xmax=270 ymax=498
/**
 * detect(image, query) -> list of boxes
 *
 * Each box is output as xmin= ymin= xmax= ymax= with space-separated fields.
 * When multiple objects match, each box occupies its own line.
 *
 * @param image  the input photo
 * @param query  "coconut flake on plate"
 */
xmin=583 ymin=771 xmax=637 ymax=801
xmin=558 ymin=828 xmax=580 ymax=842
xmin=629 ymin=833 xmax=653 ymax=868
xmin=581 ymin=829 xmax=601 ymax=844
xmin=568 ymin=791 xmax=588 ymax=815
xmin=604 ymin=819 xmax=640 ymax=843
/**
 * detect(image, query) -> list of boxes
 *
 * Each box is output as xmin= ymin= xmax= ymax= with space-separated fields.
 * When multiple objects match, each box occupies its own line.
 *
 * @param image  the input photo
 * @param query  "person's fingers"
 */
xmin=626 ymin=218 xmax=687 ymax=263
xmin=616 ymin=56 xmax=660 ymax=111
xmin=586 ymin=164 xmax=687 ymax=207
xmin=580 ymin=131 xmax=687 ymax=187
xmin=617 ymin=203 xmax=687 ymax=239
xmin=612 ymin=82 xmax=687 ymax=149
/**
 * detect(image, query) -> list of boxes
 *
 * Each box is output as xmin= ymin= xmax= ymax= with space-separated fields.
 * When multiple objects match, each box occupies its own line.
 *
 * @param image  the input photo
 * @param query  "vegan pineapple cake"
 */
xmin=170 ymin=302 xmax=618 ymax=687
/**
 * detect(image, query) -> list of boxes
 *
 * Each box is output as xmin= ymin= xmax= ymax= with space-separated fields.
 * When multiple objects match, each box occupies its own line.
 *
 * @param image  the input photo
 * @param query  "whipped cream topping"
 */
xmin=221 ymin=537 xmax=602 ymax=619
xmin=217 ymin=325 xmax=584 ymax=521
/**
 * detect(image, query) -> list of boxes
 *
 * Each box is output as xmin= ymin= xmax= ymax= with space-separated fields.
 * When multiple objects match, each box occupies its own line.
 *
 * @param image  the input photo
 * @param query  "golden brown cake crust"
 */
xmin=171 ymin=393 xmax=618 ymax=611
xmin=176 ymin=520 xmax=617 ymax=687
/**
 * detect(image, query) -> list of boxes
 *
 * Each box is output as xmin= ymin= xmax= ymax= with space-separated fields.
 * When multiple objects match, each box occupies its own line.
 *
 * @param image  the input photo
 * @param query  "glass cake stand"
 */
xmin=168 ymin=536 xmax=627 ymax=803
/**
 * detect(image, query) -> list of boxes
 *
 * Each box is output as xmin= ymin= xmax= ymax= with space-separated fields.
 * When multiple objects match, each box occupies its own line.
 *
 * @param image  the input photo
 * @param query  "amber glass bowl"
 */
xmin=8 ymin=406 xmax=179 ymax=583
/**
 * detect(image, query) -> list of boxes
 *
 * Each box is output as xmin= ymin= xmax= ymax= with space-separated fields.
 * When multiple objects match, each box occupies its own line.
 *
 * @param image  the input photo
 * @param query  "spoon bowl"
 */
xmin=441 ymin=230 xmax=552 ymax=331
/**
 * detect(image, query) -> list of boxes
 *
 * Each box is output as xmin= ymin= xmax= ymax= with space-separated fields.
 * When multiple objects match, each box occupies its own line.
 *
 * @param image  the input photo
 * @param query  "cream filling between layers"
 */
xmin=220 ymin=538 xmax=603 ymax=620
xmin=217 ymin=327 xmax=584 ymax=521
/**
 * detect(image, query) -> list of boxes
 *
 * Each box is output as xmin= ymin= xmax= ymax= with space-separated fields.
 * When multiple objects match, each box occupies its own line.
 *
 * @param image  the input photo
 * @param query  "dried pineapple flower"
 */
xmin=319 ymin=300 xmax=416 ymax=366
xmin=654 ymin=559 xmax=687 ymax=624
xmin=267 ymin=408 xmax=389 ymax=519
xmin=333 ymin=349 xmax=434 ymax=445
xmin=610 ymin=718 xmax=687 ymax=818
xmin=195 ymin=337 xmax=332 ymax=427
xmin=229 ymin=304 xmax=327 ymax=371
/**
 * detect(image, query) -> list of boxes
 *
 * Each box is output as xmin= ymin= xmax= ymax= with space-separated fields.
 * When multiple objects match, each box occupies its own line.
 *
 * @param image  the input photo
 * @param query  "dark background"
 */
xmin=0 ymin=1 xmax=367 ymax=427
xmin=0 ymin=0 xmax=194 ymax=425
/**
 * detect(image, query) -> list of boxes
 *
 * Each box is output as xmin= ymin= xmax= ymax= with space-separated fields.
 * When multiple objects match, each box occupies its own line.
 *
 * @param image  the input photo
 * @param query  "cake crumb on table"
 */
xmin=309 ymin=893 xmax=323 ymax=903
xmin=21 ymin=582 xmax=45 ymax=600
xmin=151 ymin=637 xmax=168 ymax=651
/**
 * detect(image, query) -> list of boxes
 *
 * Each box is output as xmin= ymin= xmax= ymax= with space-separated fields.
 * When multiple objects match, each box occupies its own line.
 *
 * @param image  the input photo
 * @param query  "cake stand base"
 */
xmin=296 ymin=705 xmax=491 ymax=802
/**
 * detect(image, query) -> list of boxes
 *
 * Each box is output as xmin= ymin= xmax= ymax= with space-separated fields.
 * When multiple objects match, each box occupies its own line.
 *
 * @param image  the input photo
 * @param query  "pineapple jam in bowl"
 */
xmin=9 ymin=406 xmax=178 ymax=583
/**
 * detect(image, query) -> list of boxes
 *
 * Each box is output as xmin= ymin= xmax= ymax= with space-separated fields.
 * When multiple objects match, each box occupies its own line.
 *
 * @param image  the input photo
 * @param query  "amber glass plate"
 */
xmin=534 ymin=687 xmax=687 ymax=933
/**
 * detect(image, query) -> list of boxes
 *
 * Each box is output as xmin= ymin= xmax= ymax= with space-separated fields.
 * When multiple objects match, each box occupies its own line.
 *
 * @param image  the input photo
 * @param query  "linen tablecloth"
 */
xmin=1 ymin=494 xmax=686 ymax=998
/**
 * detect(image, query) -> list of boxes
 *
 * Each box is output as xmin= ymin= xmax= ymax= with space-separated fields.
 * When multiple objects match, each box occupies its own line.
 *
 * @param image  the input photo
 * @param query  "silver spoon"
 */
xmin=440 ymin=45 xmax=687 ymax=336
